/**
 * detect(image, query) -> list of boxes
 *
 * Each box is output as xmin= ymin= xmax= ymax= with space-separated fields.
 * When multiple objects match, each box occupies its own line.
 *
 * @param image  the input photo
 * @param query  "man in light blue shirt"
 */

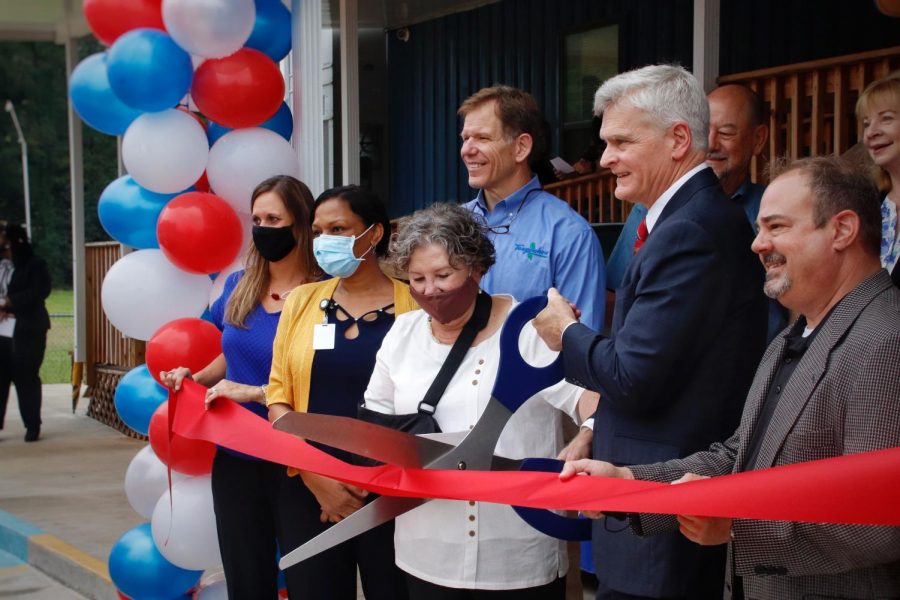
xmin=459 ymin=85 xmax=606 ymax=331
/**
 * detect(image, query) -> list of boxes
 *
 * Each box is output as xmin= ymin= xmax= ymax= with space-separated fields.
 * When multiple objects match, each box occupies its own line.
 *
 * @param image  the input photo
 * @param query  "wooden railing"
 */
xmin=544 ymin=169 xmax=631 ymax=224
xmin=84 ymin=242 xmax=145 ymax=387
xmin=544 ymin=46 xmax=900 ymax=215
xmin=719 ymin=46 xmax=900 ymax=183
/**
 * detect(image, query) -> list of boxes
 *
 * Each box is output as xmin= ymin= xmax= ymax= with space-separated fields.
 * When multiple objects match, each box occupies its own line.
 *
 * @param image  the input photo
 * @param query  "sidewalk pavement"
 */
xmin=0 ymin=384 xmax=144 ymax=600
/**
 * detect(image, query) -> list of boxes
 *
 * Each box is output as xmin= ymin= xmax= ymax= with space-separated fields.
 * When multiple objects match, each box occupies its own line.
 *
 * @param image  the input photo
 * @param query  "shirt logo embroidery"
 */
xmin=514 ymin=242 xmax=549 ymax=261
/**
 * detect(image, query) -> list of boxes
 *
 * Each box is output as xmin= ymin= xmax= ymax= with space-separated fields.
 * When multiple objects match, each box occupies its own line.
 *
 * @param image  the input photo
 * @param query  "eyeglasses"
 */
xmin=473 ymin=188 xmax=541 ymax=235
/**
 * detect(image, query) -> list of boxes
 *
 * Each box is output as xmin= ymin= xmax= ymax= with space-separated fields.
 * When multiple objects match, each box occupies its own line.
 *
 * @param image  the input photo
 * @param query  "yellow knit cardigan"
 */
xmin=267 ymin=277 xmax=417 ymax=413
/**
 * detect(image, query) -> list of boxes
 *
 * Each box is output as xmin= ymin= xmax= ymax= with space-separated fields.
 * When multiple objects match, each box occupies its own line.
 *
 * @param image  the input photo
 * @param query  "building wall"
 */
xmin=386 ymin=0 xmax=693 ymax=216
xmin=385 ymin=0 xmax=899 ymax=217
xmin=720 ymin=0 xmax=899 ymax=75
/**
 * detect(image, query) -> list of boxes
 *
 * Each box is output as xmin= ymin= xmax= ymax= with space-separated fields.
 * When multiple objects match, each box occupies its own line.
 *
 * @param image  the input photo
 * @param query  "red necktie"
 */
xmin=633 ymin=219 xmax=648 ymax=255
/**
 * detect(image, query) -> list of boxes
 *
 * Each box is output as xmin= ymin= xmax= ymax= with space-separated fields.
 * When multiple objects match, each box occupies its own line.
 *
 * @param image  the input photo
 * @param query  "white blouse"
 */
xmin=363 ymin=297 xmax=584 ymax=590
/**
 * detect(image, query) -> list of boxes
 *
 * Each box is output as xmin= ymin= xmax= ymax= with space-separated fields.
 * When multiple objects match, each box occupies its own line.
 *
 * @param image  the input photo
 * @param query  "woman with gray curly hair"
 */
xmin=363 ymin=202 xmax=598 ymax=599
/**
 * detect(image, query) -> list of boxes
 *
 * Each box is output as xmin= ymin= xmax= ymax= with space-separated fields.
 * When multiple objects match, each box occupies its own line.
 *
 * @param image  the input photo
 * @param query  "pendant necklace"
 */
xmin=269 ymin=287 xmax=296 ymax=301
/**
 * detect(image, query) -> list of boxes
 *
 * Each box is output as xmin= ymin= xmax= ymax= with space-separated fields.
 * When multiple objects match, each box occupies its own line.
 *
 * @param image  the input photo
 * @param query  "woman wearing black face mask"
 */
xmin=362 ymin=203 xmax=599 ymax=599
xmin=161 ymin=175 xmax=320 ymax=599
xmin=0 ymin=224 xmax=51 ymax=443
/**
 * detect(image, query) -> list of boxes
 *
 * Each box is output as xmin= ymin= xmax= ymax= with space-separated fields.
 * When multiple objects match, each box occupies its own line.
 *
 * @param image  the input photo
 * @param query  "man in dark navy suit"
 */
xmin=534 ymin=65 xmax=767 ymax=599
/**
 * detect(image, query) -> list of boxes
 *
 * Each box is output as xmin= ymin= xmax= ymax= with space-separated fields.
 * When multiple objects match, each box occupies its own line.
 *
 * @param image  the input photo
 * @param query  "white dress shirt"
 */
xmin=363 ymin=297 xmax=584 ymax=590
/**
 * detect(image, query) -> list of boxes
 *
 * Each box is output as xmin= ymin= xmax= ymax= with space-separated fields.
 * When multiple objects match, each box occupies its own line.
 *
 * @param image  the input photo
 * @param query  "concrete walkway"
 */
xmin=0 ymin=384 xmax=143 ymax=599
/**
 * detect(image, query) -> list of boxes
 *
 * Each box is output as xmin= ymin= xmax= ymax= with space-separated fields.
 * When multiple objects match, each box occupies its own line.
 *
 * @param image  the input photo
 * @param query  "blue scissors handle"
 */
xmin=511 ymin=458 xmax=592 ymax=541
xmin=492 ymin=296 xmax=565 ymax=413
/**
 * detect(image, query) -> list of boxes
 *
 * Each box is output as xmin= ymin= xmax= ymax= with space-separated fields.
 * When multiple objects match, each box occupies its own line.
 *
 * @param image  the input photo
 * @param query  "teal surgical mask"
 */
xmin=313 ymin=224 xmax=375 ymax=278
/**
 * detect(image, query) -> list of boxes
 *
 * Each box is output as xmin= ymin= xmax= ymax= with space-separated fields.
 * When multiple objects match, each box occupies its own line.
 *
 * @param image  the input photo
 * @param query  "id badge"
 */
xmin=313 ymin=323 xmax=335 ymax=350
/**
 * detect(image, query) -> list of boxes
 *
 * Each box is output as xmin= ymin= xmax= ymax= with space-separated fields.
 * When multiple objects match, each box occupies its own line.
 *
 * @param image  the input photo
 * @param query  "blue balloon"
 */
xmin=114 ymin=364 xmax=168 ymax=436
xmin=69 ymin=53 xmax=144 ymax=136
xmin=108 ymin=524 xmax=202 ymax=600
xmin=246 ymin=0 xmax=292 ymax=62
xmin=107 ymin=28 xmax=193 ymax=112
xmin=208 ymin=101 xmax=293 ymax=146
xmin=98 ymin=176 xmax=183 ymax=249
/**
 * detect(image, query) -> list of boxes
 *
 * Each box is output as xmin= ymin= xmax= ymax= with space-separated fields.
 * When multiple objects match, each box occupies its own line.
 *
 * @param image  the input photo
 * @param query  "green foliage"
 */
xmin=42 ymin=289 xmax=75 ymax=384
xmin=0 ymin=38 xmax=117 ymax=289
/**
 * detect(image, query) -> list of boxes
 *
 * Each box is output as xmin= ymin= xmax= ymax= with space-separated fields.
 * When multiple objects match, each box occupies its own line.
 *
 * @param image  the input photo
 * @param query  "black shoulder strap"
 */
xmin=417 ymin=292 xmax=493 ymax=415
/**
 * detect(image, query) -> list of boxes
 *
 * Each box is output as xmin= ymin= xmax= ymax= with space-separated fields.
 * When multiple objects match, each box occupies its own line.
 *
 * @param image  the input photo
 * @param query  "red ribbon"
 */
xmin=172 ymin=380 xmax=900 ymax=525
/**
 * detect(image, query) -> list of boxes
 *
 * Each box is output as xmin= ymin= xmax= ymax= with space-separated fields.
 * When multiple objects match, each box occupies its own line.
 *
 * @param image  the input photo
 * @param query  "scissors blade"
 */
xmin=279 ymin=496 xmax=424 ymax=570
xmin=427 ymin=397 xmax=513 ymax=471
xmin=272 ymin=411 xmax=454 ymax=468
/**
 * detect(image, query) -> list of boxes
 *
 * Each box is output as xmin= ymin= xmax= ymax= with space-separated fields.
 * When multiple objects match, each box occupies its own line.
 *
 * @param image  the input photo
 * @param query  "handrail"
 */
xmin=718 ymin=46 xmax=900 ymax=84
xmin=543 ymin=169 xmax=631 ymax=224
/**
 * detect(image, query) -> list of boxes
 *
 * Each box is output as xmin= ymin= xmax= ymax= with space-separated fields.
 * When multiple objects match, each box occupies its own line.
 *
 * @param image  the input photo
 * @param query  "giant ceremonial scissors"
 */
xmin=273 ymin=296 xmax=591 ymax=571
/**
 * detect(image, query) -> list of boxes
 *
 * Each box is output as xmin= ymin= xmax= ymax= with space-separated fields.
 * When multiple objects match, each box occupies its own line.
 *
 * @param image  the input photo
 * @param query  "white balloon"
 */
xmin=122 ymin=110 xmax=209 ymax=194
xmin=207 ymin=128 xmax=300 ymax=214
xmin=125 ymin=445 xmax=188 ymax=519
xmin=196 ymin=580 xmax=228 ymax=600
xmin=163 ymin=0 xmax=255 ymax=59
xmin=101 ymin=249 xmax=213 ymax=340
xmin=151 ymin=475 xmax=222 ymax=571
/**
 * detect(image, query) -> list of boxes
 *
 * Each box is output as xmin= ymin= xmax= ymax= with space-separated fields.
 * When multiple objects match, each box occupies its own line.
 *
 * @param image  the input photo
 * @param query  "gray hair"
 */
xmin=390 ymin=203 xmax=496 ymax=275
xmin=593 ymin=64 xmax=709 ymax=152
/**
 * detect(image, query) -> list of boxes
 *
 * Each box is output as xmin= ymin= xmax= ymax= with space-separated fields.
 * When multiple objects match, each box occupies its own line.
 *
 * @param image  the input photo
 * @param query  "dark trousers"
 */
xmin=211 ymin=450 xmax=283 ymax=600
xmin=406 ymin=573 xmax=566 ymax=599
xmin=595 ymin=580 xmax=695 ymax=600
xmin=277 ymin=474 xmax=408 ymax=600
xmin=0 ymin=329 xmax=46 ymax=431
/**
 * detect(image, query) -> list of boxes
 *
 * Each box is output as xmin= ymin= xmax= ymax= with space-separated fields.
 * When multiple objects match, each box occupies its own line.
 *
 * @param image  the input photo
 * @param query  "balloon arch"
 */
xmin=70 ymin=1 xmax=293 ymax=597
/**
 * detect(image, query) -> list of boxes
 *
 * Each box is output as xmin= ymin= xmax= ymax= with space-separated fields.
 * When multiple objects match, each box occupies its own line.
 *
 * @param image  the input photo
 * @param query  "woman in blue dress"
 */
xmin=161 ymin=175 xmax=319 ymax=599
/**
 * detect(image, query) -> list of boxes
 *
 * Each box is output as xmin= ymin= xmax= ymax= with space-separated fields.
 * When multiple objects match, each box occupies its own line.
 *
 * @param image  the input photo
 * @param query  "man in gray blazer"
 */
xmin=557 ymin=154 xmax=900 ymax=599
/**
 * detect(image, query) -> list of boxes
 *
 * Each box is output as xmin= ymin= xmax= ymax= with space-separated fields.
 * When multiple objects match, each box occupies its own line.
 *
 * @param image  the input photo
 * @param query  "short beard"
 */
xmin=761 ymin=252 xmax=790 ymax=299
xmin=763 ymin=272 xmax=792 ymax=299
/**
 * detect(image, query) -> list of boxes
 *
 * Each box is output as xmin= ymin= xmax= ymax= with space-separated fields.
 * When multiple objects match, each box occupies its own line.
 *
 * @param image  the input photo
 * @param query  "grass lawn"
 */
xmin=41 ymin=289 xmax=74 ymax=384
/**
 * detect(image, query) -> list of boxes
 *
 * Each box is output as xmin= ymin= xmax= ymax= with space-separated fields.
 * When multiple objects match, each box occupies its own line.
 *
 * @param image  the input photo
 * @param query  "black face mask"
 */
xmin=252 ymin=226 xmax=296 ymax=262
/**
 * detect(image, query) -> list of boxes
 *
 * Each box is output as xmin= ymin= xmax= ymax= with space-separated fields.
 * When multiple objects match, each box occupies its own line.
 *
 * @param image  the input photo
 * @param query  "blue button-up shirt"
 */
xmin=463 ymin=176 xmax=606 ymax=330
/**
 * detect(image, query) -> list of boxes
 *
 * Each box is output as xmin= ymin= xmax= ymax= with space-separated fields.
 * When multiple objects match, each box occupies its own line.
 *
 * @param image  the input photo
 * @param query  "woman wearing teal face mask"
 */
xmin=266 ymin=185 xmax=415 ymax=599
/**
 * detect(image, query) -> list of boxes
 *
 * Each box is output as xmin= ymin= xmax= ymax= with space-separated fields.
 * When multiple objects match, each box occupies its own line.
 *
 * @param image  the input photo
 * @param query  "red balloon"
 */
xmin=191 ymin=49 xmax=285 ymax=129
xmin=157 ymin=192 xmax=243 ymax=274
xmin=146 ymin=318 xmax=222 ymax=385
xmin=148 ymin=401 xmax=216 ymax=476
xmin=194 ymin=170 xmax=210 ymax=193
xmin=83 ymin=0 xmax=165 ymax=46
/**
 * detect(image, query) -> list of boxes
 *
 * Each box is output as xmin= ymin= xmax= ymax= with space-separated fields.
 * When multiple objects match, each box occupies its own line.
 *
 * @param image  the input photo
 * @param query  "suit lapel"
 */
xmin=655 ymin=167 xmax=721 ymax=229
xmin=750 ymin=271 xmax=893 ymax=469
xmin=615 ymin=167 xmax=721 ymax=321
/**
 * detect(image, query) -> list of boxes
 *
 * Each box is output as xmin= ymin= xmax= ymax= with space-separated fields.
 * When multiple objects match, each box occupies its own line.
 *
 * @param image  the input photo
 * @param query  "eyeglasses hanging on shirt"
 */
xmin=471 ymin=188 xmax=542 ymax=235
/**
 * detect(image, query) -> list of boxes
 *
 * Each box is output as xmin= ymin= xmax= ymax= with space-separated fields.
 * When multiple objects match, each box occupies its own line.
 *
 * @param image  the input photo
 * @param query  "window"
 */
xmin=561 ymin=25 xmax=619 ymax=165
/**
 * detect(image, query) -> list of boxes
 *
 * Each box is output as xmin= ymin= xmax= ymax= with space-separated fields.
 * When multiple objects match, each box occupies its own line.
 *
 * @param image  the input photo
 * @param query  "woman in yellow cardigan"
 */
xmin=267 ymin=185 xmax=415 ymax=599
